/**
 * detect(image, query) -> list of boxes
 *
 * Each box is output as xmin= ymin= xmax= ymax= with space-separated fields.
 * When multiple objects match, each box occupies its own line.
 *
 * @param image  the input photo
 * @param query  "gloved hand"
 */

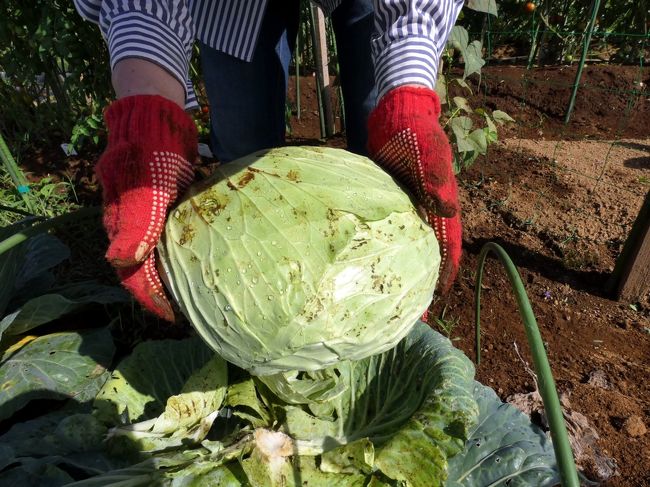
xmin=96 ymin=95 xmax=198 ymax=321
xmin=368 ymin=86 xmax=461 ymax=293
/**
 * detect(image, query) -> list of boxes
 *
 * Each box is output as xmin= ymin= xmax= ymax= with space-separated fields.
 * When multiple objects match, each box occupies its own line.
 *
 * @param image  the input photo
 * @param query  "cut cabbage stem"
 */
xmin=474 ymin=242 xmax=580 ymax=487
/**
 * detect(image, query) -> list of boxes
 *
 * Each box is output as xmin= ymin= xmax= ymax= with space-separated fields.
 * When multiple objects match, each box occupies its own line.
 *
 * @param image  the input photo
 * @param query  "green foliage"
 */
xmin=437 ymin=11 xmax=515 ymax=173
xmin=0 ymin=226 xmax=128 ymax=421
xmin=0 ymin=171 xmax=80 ymax=227
xmin=0 ymin=323 xmax=561 ymax=485
xmin=446 ymin=382 xmax=561 ymax=486
xmin=463 ymin=0 xmax=648 ymax=65
xmin=1 ymin=1 xmax=111 ymax=152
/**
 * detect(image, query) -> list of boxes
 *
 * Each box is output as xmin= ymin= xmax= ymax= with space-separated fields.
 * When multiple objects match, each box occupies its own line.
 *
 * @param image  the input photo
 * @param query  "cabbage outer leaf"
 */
xmin=446 ymin=382 xmax=561 ymax=486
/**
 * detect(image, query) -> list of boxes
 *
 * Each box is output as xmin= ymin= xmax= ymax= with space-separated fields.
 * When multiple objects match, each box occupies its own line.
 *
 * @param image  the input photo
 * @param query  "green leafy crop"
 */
xmin=159 ymin=146 xmax=441 ymax=375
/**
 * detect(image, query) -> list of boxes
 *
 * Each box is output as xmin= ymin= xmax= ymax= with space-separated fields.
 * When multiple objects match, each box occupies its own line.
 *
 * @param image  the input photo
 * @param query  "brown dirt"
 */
xmin=458 ymin=64 xmax=650 ymax=140
xmin=432 ymin=138 xmax=650 ymax=486
xmin=11 ymin=65 xmax=650 ymax=485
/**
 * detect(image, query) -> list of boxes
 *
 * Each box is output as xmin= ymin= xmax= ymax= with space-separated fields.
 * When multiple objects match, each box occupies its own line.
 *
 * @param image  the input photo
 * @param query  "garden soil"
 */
xmin=18 ymin=64 xmax=650 ymax=486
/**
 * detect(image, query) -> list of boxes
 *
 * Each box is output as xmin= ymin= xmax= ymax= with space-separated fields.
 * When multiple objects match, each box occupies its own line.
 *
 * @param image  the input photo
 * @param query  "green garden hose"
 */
xmin=474 ymin=242 xmax=580 ymax=487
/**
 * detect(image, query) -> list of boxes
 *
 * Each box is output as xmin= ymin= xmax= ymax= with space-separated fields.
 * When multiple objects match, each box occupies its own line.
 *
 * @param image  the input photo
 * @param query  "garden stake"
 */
xmin=526 ymin=9 xmax=541 ymax=69
xmin=295 ymin=27 xmax=301 ymax=120
xmin=564 ymin=0 xmax=601 ymax=124
xmin=474 ymin=242 xmax=580 ymax=487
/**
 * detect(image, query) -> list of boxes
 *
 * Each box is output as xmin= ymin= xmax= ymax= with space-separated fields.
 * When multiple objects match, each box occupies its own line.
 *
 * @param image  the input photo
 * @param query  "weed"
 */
xmin=0 ymin=168 xmax=79 ymax=226
xmin=432 ymin=305 xmax=461 ymax=339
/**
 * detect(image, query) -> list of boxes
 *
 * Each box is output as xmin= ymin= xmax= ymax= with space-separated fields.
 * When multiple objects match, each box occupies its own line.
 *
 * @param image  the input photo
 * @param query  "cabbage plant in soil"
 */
xmin=0 ymin=147 xmax=561 ymax=485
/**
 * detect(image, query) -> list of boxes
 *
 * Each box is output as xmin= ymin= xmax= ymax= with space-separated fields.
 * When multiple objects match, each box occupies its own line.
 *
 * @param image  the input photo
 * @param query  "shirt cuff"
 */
xmin=373 ymin=36 xmax=440 ymax=101
xmin=106 ymin=11 xmax=195 ymax=108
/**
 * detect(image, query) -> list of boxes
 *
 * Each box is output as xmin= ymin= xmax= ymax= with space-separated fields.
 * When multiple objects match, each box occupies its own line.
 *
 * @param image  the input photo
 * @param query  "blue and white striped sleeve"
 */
xmin=372 ymin=0 xmax=464 ymax=99
xmin=73 ymin=0 xmax=198 ymax=108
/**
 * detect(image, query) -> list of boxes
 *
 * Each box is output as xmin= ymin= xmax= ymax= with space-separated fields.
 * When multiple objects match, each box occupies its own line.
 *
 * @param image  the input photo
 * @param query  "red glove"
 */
xmin=368 ymin=86 xmax=461 ymax=293
xmin=96 ymin=95 xmax=198 ymax=321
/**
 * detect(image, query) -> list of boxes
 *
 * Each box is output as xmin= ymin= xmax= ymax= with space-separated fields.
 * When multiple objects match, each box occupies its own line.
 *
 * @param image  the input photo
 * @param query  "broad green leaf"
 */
xmin=0 ymin=328 xmax=114 ymax=421
xmin=468 ymin=128 xmax=489 ymax=154
xmin=450 ymin=116 xmax=476 ymax=153
xmin=463 ymin=41 xmax=485 ymax=79
xmin=465 ymin=0 xmax=498 ymax=16
xmin=107 ymin=355 xmax=228 ymax=453
xmin=262 ymin=322 xmax=478 ymax=482
xmin=94 ymin=335 xmax=215 ymax=425
xmin=225 ymin=378 xmax=271 ymax=428
xmin=453 ymin=96 xmax=473 ymax=113
xmin=448 ymin=26 xmax=469 ymax=52
xmin=0 ymin=411 xmax=106 ymax=458
xmin=0 ymin=283 xmax=128 ymax=337
xmin=484 ymin=127 xmax=498 ymax=145
xmin=166 ymin=461 xmax=247 ymax=486
xmin=0 ymin=444 xmax=15 ymax=471
xmin=448 ymin=28 xmax=485 ymax=79
xmin=484 ymin=114 xmax=498 ymax=140
xmin=11 ymin=233 xmax=69 ymax=301
xmin=320 ymin=438 xmax=374 ymax=474
xmin=446 ymin=382 xmax=560 ymax=486
xmin=152 ymin=354 xmax=227 ymax=434
xmin=493 ymin=110 xmax=516 ymax=124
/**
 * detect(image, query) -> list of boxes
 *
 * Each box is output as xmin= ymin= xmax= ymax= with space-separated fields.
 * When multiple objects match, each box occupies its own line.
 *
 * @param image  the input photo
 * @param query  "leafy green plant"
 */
xmin=0 ymin=323 xmax=562 ymax=486
xmin=0 ymin=223 xmax=128 ymax=421
xmin=432 ymin=305 xmax=462 ymax=339
xmin=1 ymin=1 xmax=111 ymax=154
xmin=0 ymin=171 xmax=80 ymax=227
xmin=70 ymin=112 xmax=104 ymax=152
xmin=437 ymin=4 xmax=516 ymax=174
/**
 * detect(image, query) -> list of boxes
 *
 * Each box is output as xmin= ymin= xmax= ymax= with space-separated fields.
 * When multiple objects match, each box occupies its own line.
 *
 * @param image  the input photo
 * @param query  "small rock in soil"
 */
xmin=585 ymin=369 xmax=611 ymax=389
xmin=622 ymin=416 xmax=647 ymax=438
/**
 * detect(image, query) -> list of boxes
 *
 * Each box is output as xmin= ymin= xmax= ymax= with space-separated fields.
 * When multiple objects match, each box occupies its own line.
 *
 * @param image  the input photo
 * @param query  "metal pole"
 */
xmin=564 ymin=0 xmax=601 ymax=124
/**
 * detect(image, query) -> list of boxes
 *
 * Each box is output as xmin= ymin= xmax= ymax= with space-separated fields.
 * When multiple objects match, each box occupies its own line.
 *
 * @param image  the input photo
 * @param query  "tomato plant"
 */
xmin=524 ymin=2 xmax=536 ymax=13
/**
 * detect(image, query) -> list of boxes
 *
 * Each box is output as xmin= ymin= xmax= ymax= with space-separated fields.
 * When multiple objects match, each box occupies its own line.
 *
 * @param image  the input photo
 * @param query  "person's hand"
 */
xmin=96 ymin=95 xmax=198 ymax=320
xmin=368 ymin=85 xmax=461 ymax=293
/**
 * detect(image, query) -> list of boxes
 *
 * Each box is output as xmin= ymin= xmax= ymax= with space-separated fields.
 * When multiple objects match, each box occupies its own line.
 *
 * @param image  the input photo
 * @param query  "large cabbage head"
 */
xmin=158 ymin=146 xmax=440 ymax=375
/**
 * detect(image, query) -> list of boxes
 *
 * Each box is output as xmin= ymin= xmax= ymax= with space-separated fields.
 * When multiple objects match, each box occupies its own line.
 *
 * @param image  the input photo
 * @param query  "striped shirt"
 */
xmin=73 ymin=0 xmax=463 ymax=108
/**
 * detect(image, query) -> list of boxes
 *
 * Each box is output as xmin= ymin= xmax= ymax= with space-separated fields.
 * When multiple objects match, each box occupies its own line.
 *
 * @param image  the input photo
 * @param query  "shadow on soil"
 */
xmin=465 ymin=237 xmax=614 ymax=298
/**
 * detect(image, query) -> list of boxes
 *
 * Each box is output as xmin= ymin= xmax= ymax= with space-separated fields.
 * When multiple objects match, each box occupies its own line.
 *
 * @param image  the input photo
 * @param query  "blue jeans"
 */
xmin=200 ymin=0 xmax=377 ymax=163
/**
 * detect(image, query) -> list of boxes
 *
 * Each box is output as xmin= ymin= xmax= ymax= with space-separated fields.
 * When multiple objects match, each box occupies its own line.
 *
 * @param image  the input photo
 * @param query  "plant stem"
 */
xmin=0 ymin=131 xmax=36 ymax=213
